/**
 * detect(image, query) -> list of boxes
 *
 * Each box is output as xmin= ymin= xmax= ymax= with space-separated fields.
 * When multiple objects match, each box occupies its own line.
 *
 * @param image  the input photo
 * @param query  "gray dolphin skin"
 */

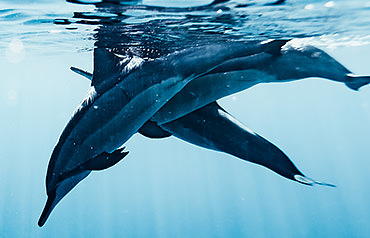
xmin=39 ymin=39 xmax=369 ymax=226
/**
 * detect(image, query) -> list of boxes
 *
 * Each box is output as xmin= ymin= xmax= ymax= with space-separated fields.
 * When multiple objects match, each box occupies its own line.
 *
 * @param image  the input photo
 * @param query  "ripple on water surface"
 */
xmin=0 ymin=0 xmax=370 ymax=54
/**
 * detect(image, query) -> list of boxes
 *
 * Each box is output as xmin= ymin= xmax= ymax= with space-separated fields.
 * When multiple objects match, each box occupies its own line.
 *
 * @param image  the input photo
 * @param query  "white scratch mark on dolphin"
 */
xmin=123 ymin=56 xmax=144 ymax=73
xmin=73 ymin=86 xmax=98 ymax=115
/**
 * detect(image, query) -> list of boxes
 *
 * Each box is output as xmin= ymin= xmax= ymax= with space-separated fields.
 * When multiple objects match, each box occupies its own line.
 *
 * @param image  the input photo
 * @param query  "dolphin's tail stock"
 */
xmin=345 ymin=74 xmax=370 ymax=91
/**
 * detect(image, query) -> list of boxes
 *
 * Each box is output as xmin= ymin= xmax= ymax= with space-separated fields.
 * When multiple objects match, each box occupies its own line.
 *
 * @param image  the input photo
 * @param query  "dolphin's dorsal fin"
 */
xmin=92 ymin=48 xmax=131 ymax=87
xmin=261 ymin=39 xmax=289 ymax=56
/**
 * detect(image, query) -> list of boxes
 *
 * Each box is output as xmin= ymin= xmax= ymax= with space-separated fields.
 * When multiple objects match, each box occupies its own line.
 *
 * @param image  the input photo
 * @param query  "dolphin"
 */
xmin=39 ymin=40 xmax=297 ymax=226
xmin=151 ymin=40 xmax=370 ymax=124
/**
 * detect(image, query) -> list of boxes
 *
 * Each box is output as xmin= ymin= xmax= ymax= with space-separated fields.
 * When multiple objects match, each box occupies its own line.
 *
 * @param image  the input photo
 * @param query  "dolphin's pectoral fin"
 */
xmin=294 ymin=175 xmax=336 ymax=187
xmin=139 ymin=120 xmax=172 ymax=139
xmin=71 ymin=66 xmax=93 ymax=80
xmin=84 ymin=147 xmax=129 ymax=171
xmin=345 ymin=74 xmax=370 ymax=91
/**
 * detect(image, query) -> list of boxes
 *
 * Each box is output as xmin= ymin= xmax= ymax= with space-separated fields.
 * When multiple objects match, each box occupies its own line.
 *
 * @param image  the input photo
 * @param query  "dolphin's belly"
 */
xmin=152 ymin=69 xmax=275 ymax=124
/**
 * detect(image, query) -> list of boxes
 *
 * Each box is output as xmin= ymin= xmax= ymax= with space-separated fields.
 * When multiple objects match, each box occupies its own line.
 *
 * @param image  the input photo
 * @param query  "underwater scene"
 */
xmin=1 ymin=0 xmax=370 ymax=237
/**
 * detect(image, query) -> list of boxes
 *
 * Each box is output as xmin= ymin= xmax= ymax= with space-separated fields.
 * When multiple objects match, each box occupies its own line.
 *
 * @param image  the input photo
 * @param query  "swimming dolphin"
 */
xmin=39 ymin=40 xmax=297 ymax=226
xmin=151 ymin=40 xmax=370 ymax=124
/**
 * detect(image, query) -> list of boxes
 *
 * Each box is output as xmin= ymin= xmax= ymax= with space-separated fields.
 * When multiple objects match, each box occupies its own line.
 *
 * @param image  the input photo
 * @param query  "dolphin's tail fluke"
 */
xmin=38 ymin=192 xmax=57 ymax=227
xmin=294 ymin=175 xmax=336 ymax=187
xmin=345 ymin=74 xmax=370 ymax=91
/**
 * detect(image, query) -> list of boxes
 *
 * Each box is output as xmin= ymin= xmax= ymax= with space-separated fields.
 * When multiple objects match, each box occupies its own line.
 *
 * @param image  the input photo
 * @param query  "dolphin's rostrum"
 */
xmin=39 ymin=40 xmax=369 ymax=226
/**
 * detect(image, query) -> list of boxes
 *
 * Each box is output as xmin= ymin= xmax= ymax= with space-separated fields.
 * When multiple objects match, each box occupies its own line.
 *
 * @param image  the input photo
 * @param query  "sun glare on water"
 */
xmin=6 ymin=38 xmax=26 ymax=63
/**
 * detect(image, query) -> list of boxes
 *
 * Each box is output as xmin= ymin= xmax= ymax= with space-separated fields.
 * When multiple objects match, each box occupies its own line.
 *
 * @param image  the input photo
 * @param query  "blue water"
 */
xmin=1 ymin=0 xmax=370 ymax=237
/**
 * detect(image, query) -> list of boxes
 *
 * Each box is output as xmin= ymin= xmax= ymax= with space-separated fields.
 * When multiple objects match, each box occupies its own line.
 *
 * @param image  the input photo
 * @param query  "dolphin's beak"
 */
xmin=38 ymin=191 xmax=57 ymax=227
xmin=38 ymin=170 xmax=91 ymax=227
